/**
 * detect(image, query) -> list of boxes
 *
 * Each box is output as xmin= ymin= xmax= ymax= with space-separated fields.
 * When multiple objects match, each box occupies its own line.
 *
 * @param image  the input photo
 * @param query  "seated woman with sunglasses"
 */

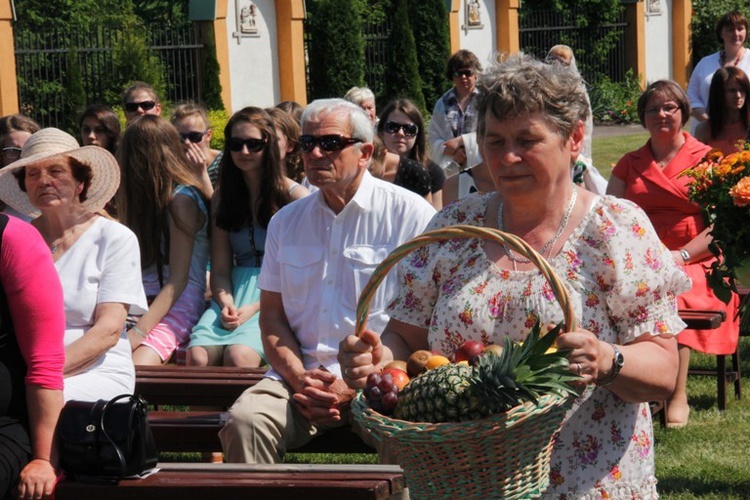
xmin=171 ymin=102 xmax=222 ymax=197
xmin=117 ymin=116 xmax=211 ymax=365
xmin=188 ymin=108 xmax=307 ymax=367
xmin=378 ymin=98 xmax=445 ymax=209
xmin=427 ymin=49 xmax=483 ymax=174
xmin=122 ymin=81 xmax=162 ymax=125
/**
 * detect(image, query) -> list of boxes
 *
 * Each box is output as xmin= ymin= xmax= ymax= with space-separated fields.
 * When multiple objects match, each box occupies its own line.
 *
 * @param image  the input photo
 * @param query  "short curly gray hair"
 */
xmin=476 ymin=53 xmax=589 ymax=140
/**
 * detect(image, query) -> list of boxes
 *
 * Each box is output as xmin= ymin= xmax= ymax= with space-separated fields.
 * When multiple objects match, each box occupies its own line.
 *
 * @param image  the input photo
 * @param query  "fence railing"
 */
xmin=519 ymin=7 xmax=628 ymax=84
xmin=303 ymin=17 xmax=392 ymax=104
xmin=14 ymin=23 xmax=203 ymax=129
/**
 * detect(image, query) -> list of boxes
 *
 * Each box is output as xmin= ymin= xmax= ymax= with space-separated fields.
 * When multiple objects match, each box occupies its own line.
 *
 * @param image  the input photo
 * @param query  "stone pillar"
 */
xmin=672 ymin=0 xmax=691 ymax=88
xmin=0 ymin=0 xmax=19 ymax=116
xmin=274 ymin=0 xmax=306 ymax=105
xmin=496 ymin=0 xmax=519 ymax=56
xmin=212 ymin=0 xmax=232 ymax=111
xmin=448 ymin=0 xmax=460 ymax=54
xmin=624 ymin=0 xmax=646 ymax=88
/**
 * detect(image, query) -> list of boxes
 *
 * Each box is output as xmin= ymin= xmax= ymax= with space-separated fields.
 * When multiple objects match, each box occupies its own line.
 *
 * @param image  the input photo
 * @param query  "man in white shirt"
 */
xmin=220 ymin=98 xmax=436 ymax=463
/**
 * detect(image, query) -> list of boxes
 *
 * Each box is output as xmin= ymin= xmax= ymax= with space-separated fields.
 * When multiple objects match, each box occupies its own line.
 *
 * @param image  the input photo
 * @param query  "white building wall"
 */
xmin=226 ymin=0 xmax=279 ymax=111
xmin=644 ymin=0 xmax=673 ymax=84
xmin=458 ymin=0 xmax=497 ymax=67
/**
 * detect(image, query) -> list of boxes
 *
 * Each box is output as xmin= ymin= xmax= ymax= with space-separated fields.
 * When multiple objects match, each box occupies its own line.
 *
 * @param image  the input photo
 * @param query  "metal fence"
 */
xmin=303 ymin=17 xmax=392 ymax=103
xmin=14 ymin=23 xmax=204 ymax=129
xmin=519 ymin=7 xmax=628 ymax=84
xmin=362 ymin=18 xmax=392 ymax=100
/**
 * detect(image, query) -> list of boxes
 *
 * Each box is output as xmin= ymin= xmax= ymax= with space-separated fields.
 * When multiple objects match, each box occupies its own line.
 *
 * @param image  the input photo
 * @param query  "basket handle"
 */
xmin=355 ymin=224 xmax=577 ymax=337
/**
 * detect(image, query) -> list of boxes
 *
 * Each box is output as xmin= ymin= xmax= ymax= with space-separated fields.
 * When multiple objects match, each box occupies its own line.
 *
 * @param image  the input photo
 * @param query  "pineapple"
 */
xmin=393 ymin=321 xmax=579 ymax=423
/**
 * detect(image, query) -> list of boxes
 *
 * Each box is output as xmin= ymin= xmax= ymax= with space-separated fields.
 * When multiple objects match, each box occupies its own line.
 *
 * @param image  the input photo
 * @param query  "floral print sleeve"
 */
xmin=590 ymin=197 xmax=691 ymax=343
xmin=387 ymin=194 xmax=487 ymax=330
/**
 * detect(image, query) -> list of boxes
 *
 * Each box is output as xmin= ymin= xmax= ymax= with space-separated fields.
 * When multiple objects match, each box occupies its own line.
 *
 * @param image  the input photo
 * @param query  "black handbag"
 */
xmin=58 ymin=393 xmax=158 ymax=481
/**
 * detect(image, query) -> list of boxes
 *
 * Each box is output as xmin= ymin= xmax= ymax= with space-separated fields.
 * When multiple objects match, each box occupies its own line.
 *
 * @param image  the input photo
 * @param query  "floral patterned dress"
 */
xmin=388 ymin=193 xmax=691 ymax=499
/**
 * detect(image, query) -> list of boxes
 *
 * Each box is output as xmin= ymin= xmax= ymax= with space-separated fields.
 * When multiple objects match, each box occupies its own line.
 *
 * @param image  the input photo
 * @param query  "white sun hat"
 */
xmin=0 ymin=127 xmax=120 ymax=218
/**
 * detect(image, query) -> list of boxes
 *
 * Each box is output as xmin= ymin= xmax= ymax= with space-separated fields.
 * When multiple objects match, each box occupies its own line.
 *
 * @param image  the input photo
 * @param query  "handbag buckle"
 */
xmin=86 ymin=424 xmax=96 ymax=432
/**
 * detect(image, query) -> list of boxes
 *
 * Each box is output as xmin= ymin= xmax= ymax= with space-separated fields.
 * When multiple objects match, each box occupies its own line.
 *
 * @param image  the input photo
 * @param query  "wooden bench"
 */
xmin=134 ymin=365 xmax=374 ymax=455
xmin=680 ymin=309 xmax=742 ymax=411
xmin=651 ymin=309 xmax=733 ymax=426
xmin=56 ymin=463 xmax=407 ymax=500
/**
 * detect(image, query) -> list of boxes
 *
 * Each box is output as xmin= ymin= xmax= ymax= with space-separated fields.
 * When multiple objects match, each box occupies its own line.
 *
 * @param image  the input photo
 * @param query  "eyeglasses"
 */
xmin=453 ymin=69 xmax=475 ymax=78
xmin=124 ymin=100 xmax=157 ymax=113
xmin=644 ymin=104 xmax=681 ymax=116
xmin=2 ymin=147 xmax=22 ymax=160
xmin=228 ymin=137 xmax=266 ymax=153
xmin=384 ymin=121 xmax=419 ymax=137
xmin=179 ymin=131 xmax=208 ymax=144
xmin=298 ymin=135 xmax=362 ymax=153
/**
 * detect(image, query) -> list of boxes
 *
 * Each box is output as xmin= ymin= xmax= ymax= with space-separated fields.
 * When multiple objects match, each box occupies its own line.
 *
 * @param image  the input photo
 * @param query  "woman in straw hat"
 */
xmin=0 ymin=127 xmax=148 ymax=402
xmin=116 ymin=115 xmax=210 ymax=366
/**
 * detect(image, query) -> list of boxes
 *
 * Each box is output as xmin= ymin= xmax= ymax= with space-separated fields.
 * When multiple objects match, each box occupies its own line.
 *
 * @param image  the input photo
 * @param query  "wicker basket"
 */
xmin=351 ymin=224 xmax=576 ymax=500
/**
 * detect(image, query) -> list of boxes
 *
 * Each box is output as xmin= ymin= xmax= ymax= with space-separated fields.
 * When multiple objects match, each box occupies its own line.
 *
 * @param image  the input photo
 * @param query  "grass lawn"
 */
xmin=592 ymin=130 xmax=649 ymax=179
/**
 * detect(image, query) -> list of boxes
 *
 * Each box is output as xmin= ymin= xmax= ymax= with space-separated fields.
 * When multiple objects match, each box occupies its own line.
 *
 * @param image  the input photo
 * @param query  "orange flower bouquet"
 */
xmin=682 ymin=144 xmax=750 ymax=327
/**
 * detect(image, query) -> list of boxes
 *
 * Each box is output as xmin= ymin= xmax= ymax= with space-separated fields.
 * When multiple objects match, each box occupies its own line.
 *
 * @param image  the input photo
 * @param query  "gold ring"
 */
xmin=576 ymin=363 xmax=583 ymax=375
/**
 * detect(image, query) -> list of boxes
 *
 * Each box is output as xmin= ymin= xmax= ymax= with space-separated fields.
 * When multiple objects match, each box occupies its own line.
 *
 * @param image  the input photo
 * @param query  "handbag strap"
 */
xmin=99 ymin=394 xmax=139 ymax=479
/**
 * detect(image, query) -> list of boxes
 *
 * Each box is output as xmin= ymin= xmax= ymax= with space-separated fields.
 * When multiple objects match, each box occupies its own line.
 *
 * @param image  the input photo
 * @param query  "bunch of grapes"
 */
xmin=364 ymin=372 xmax=399 ymax=415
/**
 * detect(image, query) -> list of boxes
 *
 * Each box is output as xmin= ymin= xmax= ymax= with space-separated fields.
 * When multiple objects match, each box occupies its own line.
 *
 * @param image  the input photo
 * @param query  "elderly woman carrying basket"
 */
xmin=339 ymin=53 xmax=690 ymax=498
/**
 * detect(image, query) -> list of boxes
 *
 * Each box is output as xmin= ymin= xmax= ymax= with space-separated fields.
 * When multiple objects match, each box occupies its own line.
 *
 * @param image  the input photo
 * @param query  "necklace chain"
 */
xmin=49 ymin=226 xmax=80 ymax=254
xmin=721 ymin=48 xmax=744 ymax=67
xmin=497 ymin=189 xmax=578 ymax=268
xmin=47 ymin=215 xmax=93 ymax=255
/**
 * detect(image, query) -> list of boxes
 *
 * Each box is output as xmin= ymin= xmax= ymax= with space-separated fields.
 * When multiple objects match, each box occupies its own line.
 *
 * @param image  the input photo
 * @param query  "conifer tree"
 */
xmin=408 ymin=0 xmax=450 ymax=115
xmin=306 ymin=0 xmax=366 ymax=100
xmin=383 ymin=0 xmax=426 ymax=114
xmin=64 ymin=50 xmax=87 ymax=134
xmin=201 ymin=28 xmax=224 ymax=110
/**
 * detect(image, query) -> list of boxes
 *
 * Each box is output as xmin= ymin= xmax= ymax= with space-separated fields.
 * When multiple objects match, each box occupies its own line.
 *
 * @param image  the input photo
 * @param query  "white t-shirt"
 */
xmin=56 ymin=216 xmax=148 ymax=402
xmin=258 ymin=171 xmax=435 ymax=379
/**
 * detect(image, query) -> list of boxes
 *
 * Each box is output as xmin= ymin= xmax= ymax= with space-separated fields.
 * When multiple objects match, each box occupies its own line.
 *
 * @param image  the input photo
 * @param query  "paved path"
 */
xmin=592 ymin=123 xmax=645 ymax=139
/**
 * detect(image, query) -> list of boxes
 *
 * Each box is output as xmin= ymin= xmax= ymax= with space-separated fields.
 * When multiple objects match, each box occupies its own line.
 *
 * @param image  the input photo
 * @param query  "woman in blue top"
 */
xmin=117 ymin=115 xmax=211 ymax=365
xmin=188 ymin=107 xmax=307 ymax=367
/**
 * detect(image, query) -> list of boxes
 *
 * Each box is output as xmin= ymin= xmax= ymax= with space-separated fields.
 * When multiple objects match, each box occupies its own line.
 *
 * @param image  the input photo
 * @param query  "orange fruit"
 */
xmin=425 ymin=355 xmax=451 ymax=370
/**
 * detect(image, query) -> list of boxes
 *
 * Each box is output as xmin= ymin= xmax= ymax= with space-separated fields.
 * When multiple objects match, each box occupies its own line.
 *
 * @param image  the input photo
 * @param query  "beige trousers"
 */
xmin=219 ymin=377 xmax=348 ymax=463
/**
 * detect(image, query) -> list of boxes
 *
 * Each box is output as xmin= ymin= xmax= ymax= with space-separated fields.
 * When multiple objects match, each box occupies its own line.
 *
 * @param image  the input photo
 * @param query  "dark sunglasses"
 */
xmin=384 ymin=121 xmax=419 ymax=137
xmin=124 ymin=100 xmax=157 ymax=113
xmin=179 ymin=131 xmax=207 ymax=144
xmin=453 ymin=69 xmax=475 ymax=78
xmin=298 ymin=135 xmax=362 ymax=153
xmin=1 ymin=147 xmax=22 ymax=160
xmin=228 ymin=137 xmax=266 ymax=153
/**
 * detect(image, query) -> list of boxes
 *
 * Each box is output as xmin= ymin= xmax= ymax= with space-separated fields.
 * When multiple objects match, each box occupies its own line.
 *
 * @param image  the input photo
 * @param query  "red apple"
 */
xmin=382 ymin=368 xmax=410 ymax=390
xmin=454 ymin=340 xmax=485 ymax=364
